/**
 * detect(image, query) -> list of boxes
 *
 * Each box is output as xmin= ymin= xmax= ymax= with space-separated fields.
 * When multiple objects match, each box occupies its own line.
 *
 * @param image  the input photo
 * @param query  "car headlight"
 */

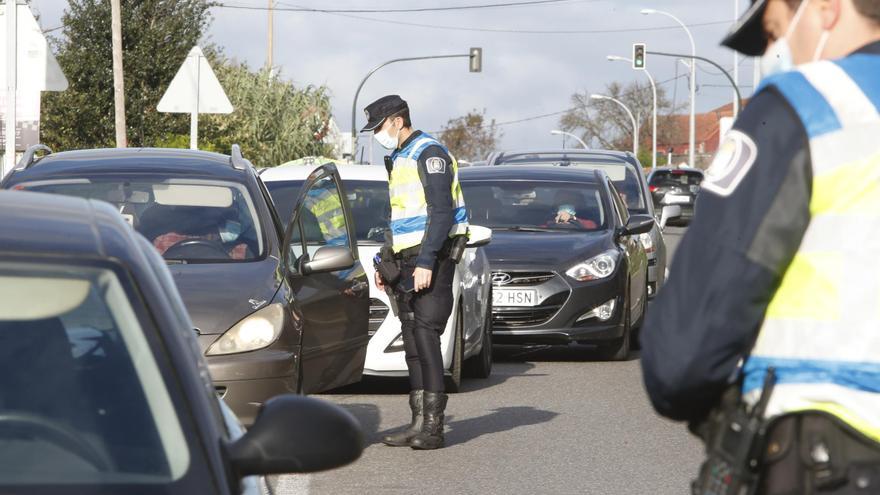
xmin=565 ymin=249 xmax=619 ymax=282
xmin=639 ymin=233 xmax=655 ymax=254
xmin=576 ymin=299 xmax=617 ymax=322
xmin=206 ymin=303 xmax=285 ymax=356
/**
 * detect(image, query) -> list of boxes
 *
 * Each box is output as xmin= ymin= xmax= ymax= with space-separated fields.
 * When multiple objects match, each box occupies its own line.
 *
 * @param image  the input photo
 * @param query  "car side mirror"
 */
xmin=623 ymin=214 xmax=655 ymax=236
xmin=302 ymin=246 xmax=355 ymax=275
xmin=227 ymin=394 xmax=363 ymax=477
xmin=659 ymin=205 xmax=682 ymax=230
xmin=466 ymin=225 xmax=492 ymax=248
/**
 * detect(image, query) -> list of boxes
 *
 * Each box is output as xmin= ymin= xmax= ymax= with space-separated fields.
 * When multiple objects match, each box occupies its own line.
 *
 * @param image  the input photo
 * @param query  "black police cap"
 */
xmin=722 ymin=0 xmax=769 ymax=57
xmin=361 ymin=95 xmax=408 ymax=132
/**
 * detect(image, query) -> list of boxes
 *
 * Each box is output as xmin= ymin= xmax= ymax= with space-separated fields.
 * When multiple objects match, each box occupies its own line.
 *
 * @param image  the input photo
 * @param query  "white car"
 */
xmin=260 ymin=162 xmax=493 ymax=391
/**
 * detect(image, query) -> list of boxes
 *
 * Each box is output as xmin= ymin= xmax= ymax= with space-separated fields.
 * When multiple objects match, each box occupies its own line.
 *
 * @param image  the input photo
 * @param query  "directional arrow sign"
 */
xmin=158 ymin=46 xmax=232 ymax=149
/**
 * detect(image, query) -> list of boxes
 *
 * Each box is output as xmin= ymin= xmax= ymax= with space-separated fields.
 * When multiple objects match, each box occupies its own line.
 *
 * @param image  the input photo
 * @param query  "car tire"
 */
xmin=630 ymin=274 xmax=649 ymax=350
xmin=445 ymin=305 xmax=464 ymax=393
xmin=464 ymin=295 xmax=493 ymax=379
xmin=601 ymin=297 xmax=630 ymax=361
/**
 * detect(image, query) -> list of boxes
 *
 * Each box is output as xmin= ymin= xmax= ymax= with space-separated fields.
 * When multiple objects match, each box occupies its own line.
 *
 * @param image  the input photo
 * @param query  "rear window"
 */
xmin=0 ymin=262 xmax=189 ymax=486
xmin=649 ymin=170 xmax=704 ymax=187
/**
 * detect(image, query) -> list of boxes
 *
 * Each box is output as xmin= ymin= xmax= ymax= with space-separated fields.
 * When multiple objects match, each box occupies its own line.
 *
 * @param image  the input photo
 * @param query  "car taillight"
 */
xmin=649 ymin=185 xmax=658 ymax=192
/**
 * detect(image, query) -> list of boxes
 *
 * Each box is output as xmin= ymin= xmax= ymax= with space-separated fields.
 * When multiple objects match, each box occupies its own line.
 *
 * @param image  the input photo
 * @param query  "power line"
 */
xmin=222 ymin=2 xmax=731 ymax=35
xmin=218 ymin=0 xmax=590 ymax=13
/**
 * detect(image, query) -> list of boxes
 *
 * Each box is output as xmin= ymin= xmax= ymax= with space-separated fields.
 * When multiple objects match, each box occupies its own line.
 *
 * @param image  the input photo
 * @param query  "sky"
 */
xmin=29 ymin=0 xmax=756 ymax=163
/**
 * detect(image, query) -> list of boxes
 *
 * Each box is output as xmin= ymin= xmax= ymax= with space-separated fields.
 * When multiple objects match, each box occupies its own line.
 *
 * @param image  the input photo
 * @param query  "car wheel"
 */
xmin=445 ymin=305 xmax=464 ymax=393
xmin=601 ymin=297 xmax=630 ymax=361
xmin=464 ymin=295 xmax=493 ymax=379
xmin=630 ymin=274 xmax=649 ymax=350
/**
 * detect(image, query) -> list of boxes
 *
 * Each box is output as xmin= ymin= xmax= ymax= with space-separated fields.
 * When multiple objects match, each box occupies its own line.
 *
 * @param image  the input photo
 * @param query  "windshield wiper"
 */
xmin=495 ymin=226 xmax=561 ymax=233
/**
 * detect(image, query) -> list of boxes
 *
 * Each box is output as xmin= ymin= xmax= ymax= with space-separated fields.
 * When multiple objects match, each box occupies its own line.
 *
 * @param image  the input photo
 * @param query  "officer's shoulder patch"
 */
xmin=425 ymin=156 xmax=447 ymax=174
xmin=702 ymin=130 xmax=758 ymax=197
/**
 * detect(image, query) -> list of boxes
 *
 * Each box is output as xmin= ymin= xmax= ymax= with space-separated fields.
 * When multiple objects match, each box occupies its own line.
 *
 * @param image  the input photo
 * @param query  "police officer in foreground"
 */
xmin=642 ymin=0 xmax=880 ymax=493
xmin=362 ymin=95 xmax=468 ymax=450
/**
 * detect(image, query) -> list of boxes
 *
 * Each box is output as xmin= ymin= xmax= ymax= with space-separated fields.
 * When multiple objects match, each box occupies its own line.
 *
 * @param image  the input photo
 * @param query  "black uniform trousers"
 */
xmin=395 ymin=253 xmax=455 ymax=393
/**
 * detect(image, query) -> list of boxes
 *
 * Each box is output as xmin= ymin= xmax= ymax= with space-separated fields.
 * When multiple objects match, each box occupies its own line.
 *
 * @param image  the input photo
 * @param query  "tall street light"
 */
xmin=351 ymin=49 xmax=482 ymax=162
xmin=550 ymin=130 xmax=589 ymax=149
xmin=641 ymin=8 xmax=696 ymax=168
xmin=607 ymin=55 xmax=657 ymax=169
xmin=591 ymin=94 xmax=638 ymax=156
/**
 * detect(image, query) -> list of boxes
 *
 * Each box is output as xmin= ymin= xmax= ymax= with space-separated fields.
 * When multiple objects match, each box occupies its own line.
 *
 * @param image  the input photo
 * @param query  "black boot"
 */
xmin=410 ymin=391 xmax=447 ymax=450
xmin=381 ymin=390 xmax=424 ymax=447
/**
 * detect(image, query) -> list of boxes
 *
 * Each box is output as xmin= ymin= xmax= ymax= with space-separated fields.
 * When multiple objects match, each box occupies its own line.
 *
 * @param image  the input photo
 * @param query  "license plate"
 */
xmin=493 ymin=289 xmax=538 ymax=307
xmin=664 ymin=194 xmax=691 ymax=205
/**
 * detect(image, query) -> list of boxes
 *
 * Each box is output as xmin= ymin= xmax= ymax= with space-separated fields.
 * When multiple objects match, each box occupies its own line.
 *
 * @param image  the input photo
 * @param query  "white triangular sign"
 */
xmin=158 ymin=46 xmax=233 ymax=114
xmin=0 ymin=4 xmax=69 ymax=91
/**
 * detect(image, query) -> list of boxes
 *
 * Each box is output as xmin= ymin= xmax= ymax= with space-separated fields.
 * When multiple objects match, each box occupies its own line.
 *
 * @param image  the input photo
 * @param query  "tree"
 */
xmin=41 ymin=0 xmax=213 ymax=150
xmin=439 ymin=109 xmax=502 ymax=162
xmin=560 ymin=81 xmax=684 ymax=164
xmin=171 ymin=56 xmax=333 ymax=168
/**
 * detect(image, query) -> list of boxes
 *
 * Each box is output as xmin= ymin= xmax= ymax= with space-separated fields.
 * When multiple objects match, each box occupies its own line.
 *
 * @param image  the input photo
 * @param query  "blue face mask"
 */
xmin=559 ymin=204 xmax=576 ymax=216
xmin=220 ymin=220 xmax=242 ymax=243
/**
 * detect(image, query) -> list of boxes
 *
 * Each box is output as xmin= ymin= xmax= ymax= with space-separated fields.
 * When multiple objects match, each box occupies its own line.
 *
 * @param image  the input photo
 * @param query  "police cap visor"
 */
xmin=722 ymin=0 xmax=769 ymax=57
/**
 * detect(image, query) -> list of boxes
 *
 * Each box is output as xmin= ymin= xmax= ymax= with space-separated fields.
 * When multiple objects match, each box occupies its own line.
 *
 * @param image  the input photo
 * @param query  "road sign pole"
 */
xmin=5 ymin=0 xmax=17 ymax=175
xmin=190 ymin=51 xmax=200 ymax=150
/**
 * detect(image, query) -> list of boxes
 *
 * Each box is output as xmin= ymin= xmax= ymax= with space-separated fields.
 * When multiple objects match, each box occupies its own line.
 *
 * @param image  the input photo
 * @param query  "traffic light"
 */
xmin=633 ymin=43 xmax=646 ymax=70
xmin=470 ymin=47 xmax=482 ymax=73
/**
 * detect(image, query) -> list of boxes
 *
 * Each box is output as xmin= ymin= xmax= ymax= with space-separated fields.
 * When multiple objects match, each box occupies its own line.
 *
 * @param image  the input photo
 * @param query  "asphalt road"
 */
xmin=274 ymin=226 xmax=698 ymax=495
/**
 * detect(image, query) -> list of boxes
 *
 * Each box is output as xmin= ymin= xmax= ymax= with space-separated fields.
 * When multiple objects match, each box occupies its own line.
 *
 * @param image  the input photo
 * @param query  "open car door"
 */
xmin=280 ymin=164 xmax=370 ymax=394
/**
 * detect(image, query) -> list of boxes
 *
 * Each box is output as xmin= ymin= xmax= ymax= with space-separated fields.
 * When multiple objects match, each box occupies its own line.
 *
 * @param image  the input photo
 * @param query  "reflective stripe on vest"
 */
xmin=388 ymin=134 xmax=469 ymax=253
xmin=744 ymin=55 xmax=880 ymax=443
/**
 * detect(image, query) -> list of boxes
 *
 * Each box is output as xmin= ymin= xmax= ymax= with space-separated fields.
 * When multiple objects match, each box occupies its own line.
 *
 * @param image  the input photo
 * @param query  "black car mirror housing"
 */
xmin=227 ymin=394 xmax=363 ymax=477
xmin=622 ymin=214 xmax=655 ymax=236
xmin=302 ymin=246 xmax=355 ymax=275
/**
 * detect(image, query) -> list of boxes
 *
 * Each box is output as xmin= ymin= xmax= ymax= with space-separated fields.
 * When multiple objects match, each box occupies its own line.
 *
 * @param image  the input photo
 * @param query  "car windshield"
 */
xmin=267 ymin=179 xmax=390 ymax=243
xmin=461 ymin=180 xmax=607 ymax=232
xmin=17 ymin=179 xmax=264 ymax=263
xmin=649 ymin=170 xmax=704 ymax=187
xmin=0 ymin=262 xmax=189 ymax=486
xmin=495 ymin=156 xmax=647 ymax=212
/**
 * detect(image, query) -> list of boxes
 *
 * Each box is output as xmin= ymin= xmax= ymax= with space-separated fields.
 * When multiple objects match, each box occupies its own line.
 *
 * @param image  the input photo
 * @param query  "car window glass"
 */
xmin=19 ymin=179 xmax=264 ymax=263
xmin=288 ymin=217 xmax=306 ymax=269
xmin=460 ymin=180 xmax=606 ymax=232
xmin=301 ymin=175 xmax=350 ymax=255
xmin=0 ymin=263 xmax=190 ymax=485
xmin=649 ymin=170 xmax=704 ymax=187
xmin=609 ymin=181 xmax=629 ymax=224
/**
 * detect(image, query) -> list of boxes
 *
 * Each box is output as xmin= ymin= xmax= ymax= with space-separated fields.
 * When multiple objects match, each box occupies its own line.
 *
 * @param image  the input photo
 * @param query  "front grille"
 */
xmin=648 ymin=258 xmax=657 ymax=267
xmin=492 ymin=271 xmax=556 ymax=287
xmin=369 ymin=298 xmax=390 ymax=336
xmin=493 ymin=293 xmax=568 ymax=328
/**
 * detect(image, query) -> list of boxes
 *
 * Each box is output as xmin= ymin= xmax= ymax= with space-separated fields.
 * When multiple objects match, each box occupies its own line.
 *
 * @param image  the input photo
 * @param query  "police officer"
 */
xmin=362 ymin=95 xmax=468 ymax=450
xmin=641 ymin=0 xmax=880 ymax=493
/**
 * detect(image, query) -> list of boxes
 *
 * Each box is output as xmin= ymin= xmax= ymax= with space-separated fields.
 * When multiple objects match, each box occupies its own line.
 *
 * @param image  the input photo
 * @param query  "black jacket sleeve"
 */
xmin=416 ymin=145 xmax=455 ymax=269
xmin=640 ymin=88 xmax=813 ymax=423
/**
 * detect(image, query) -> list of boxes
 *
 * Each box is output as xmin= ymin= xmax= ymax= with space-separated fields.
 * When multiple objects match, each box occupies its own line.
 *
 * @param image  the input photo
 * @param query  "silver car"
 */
xmin=488 ymin=149 xmax=677 ymax=299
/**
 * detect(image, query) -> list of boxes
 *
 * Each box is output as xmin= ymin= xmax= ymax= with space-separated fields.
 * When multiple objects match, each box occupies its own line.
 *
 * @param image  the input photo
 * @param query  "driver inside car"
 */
xmin=150 ymin=207 xmax=250 ymax=260
xmin=545 ymin=191 xmax=597 ymax=229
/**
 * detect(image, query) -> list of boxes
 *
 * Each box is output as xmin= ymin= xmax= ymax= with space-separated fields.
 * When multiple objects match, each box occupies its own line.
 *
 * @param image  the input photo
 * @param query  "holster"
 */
xmin=373 ymin=246 xmax=401 ymax=286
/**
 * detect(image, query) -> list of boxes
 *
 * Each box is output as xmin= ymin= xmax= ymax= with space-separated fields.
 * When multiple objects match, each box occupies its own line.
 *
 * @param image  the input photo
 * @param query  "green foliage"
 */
xmin=41 ymin=0 xmax=212 ymax=150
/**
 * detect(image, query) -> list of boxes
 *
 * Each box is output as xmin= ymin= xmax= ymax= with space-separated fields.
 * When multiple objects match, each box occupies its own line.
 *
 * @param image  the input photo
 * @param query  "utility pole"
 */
xmin=4 ymin=0 xmax=17 ymax=174
xmin=267 ymin=0 xmax=274 ymax=69
xmin=733 ymin=0 xmax=740 ymax=116
xmin=110 ymin=0 xmax=127 ymax=147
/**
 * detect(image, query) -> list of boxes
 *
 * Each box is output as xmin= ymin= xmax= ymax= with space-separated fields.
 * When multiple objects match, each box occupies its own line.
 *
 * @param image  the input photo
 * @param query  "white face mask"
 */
xmin=760 ymin=0 xmax=811 ymax=78
xmin=374 ymin=120 xmax=399 ymax=150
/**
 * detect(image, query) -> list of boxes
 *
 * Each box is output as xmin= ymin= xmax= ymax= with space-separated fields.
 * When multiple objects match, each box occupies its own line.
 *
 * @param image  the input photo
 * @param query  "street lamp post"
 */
xmin=607 ymin=55 xmax=657 ymax=169
xmin=550 ymin=130 xmax=588 ymax=149
xmin=351 ymin=50 xmax=480 ymax=162
xmin=590 ymin=94 xmax=638 ymax=156
xmin=641 ymin=8 xmax=696 ymax=168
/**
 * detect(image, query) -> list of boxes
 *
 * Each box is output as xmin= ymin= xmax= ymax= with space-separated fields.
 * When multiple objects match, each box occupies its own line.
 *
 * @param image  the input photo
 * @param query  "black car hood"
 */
xmin=484 ymin=230 xmax=613 ymax=267
xmin=167 ymin=258 xmax=282 ymax=335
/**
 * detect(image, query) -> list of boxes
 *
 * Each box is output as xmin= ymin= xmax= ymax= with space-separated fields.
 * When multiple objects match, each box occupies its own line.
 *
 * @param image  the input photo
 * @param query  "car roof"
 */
xmin=459 ymin=165 xmax=605 ymax=183
xmin=0 ymin=190 xmax=149 ymax=263
xmin=260 ymin=162 xmax=387 ymax=183
xmin=648 ymin=167 xmax=705 ymax=175
xmin=490 ymin=148 xmax=637 ymax=165
xmin=4 ymin=148 xmax=248 ymax=183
